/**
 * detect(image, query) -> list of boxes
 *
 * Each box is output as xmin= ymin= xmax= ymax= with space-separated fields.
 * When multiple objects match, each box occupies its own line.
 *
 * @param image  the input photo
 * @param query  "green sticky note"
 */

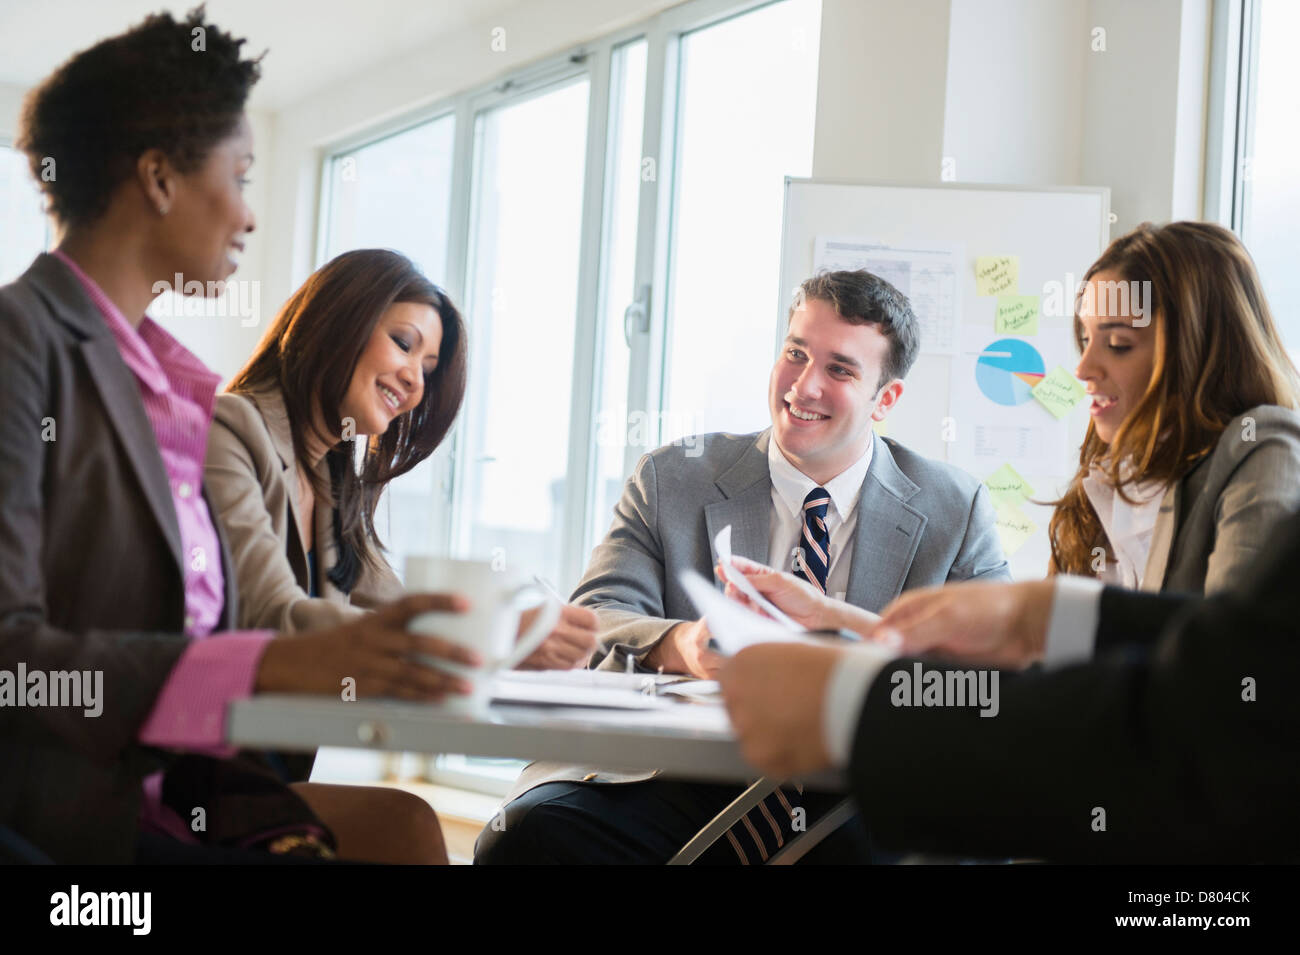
xmin=995 ymin=294 xmax=1039 ymax=335
xmin=1032 ymin=365 xmax=1088 ymax=419
xmin=975 ymin=255 xmax=1018 ymax=296
xmin=984 ymin=463 xmax=1035 ymax=511
xmin=994 ymin=502 xmax=1038 ymax=557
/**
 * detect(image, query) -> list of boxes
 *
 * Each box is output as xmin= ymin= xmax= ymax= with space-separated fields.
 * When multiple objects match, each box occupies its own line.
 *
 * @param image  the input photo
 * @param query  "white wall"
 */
xmin=0 ymin=80 xmax=25 ymax=138
xmin=813 ymin=0 xmax=951 ymax=180
xmin=942 ymin=0 xmax=1086 ymax=187
xmin=1080 ymin=0 xmax=1209 ymax=234
xmin=813 ymin=0 xmax=1209 ymax=231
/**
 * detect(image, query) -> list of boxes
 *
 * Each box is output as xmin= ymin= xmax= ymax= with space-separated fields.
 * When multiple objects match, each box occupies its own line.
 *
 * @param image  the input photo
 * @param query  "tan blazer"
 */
xmin=205 ymin=386 xmax=403 ymax=632
xmin=1138 ymin=404 xmax=1300 ymax=595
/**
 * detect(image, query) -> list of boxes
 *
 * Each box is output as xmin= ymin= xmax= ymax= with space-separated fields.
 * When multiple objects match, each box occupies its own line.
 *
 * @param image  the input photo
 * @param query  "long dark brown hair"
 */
xmin=1049 ymin=221 xmax=1298 ymax=575
xmin=229 ymin=249 xmax=467 ymax=591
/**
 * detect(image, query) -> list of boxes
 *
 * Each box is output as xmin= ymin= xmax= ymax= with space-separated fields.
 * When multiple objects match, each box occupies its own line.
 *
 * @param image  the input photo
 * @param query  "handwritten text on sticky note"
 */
xmin=994 ymin=503 xmax=1037 ymax=556
xmin=984 ymin=463 xmax=1035 ymax=511
xmin=976 ymin=255 xmax=1019 ymax=296
xmin=995 ymin=294 xmax=1039 ymax=335
xmin=1032 ymin=365 xmax=1088 ymax=419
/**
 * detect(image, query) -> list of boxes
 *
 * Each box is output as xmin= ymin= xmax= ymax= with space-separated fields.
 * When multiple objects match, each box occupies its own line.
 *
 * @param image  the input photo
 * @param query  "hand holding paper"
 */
xmin=716 ymin=553 xmax=829 ymax=630
xmin=712 ymin=525 xmax=800 ymax=629
xmin=680 ymin=569 xmax=810 ymax=656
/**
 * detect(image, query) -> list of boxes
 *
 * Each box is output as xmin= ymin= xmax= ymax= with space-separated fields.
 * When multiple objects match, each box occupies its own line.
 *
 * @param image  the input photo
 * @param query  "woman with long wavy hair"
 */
xmin=1048 ymin=220 xmax=1300 ymax=593
xmin=206 ymin=248 xmax=598 ymax=665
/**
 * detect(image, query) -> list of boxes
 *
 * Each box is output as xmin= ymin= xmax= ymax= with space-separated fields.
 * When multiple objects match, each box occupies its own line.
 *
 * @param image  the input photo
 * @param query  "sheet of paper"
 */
xmin=814 ymin=236 xmax=964 ymax=354
xmin=679 ymin=570 xmax=813 ymax=656
xmin=517 ymin=702 xmax=733 ymax=734
xmin=975 ymin=255 xmax=1019 ymax=296
xmin=994 ymin=294 xmax=1039 ymax=336
xmin=949 ymin=324 xmax=1074 ymax=477
xmin=490 ymin=676 xmax=674 ymax=710
xmin=659 ymin=680 xmax=721 ymax=700
xmin=500 ymin=669 xmax=682 ymax=688
xmin=993 ymin=502 xmax=1038 ymax=556
xmin=713 ymin=525 xmax=799 ymax=630
xmin=983 ymin=462 xmax=1035 ymax=511
xmin=1032 ymin=365 xmax=1088 ymax=419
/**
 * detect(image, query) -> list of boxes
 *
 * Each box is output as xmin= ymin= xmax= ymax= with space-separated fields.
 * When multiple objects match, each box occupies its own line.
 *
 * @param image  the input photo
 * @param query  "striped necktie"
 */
xmin=706 ymin=488 xmax=832 ymax=863
xmin=792 ymin=487 xmax=832 ymax=593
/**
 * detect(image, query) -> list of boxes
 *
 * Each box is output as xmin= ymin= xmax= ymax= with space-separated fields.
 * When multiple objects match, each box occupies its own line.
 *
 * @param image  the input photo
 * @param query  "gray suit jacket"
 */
xmin=0 ymin=254 xmax=241 ymax=863
xmin=504 ymin=429 xmax=1010 ymax=800
xmin=1141 ymin=404 xmax=1300 ymax=595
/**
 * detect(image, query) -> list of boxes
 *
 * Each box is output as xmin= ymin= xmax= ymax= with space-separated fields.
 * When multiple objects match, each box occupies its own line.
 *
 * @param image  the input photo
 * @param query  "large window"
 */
xmin=659 ymin=0 xmax=821 ymax=444
xmin=320 ymin=0 xmax=823 ymax=599
xmin=321 ymin=116 xmax=459 ymax=573
xmin=316 ymin=0 xmax=823 ymax=791
xmin=456 ymin=77 xmax=591 ymax=588
xmin=1210 ymin=0 xmax=1300 ymax=352
xmin=321 ymin=116 xmax=455 ymax=280
xmin=0 ymin=143 xmax=50 ymax=284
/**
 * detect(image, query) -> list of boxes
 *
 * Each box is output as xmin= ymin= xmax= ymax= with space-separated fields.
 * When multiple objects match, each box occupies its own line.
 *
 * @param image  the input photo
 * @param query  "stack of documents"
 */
xmin=490 ymin=669 xmax=721 ymax=710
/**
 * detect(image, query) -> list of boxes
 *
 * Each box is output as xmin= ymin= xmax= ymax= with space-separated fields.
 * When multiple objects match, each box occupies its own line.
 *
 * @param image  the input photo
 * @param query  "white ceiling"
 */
xmin=0 ymin=0 xmax=524 ymax=109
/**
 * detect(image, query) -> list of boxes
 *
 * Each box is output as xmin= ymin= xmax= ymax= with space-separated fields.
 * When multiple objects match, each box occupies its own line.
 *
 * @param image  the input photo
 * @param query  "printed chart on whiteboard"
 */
xmin=949 ymin=253 xmax=1086 ymax=480
xmin=813 ymin=236 xmax=964 ymax=354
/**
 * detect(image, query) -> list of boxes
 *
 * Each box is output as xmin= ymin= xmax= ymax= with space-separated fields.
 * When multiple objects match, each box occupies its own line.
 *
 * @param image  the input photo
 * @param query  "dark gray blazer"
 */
xmin=0 ymin=254 xmax=241 ymax=863
xmin=1142 ymin=405 xmax=1300 ymax=594
xmin=504 ymin=428 xmax=1011 ymax=800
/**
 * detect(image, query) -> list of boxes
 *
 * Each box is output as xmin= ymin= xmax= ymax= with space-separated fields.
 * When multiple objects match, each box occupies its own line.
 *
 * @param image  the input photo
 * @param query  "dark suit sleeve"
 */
xmin=0 ymin=291 xmax=189 ymax=759
xmin=1094 ymin=585 xmax=1197 ymax=653
xmin=848 ymin=580 xmax=1299 ymax=861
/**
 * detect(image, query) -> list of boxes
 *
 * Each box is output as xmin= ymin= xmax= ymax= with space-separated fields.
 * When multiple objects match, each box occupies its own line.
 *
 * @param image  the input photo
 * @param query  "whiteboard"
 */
xmin=778 ymin=178 xmax=1110 ymax=579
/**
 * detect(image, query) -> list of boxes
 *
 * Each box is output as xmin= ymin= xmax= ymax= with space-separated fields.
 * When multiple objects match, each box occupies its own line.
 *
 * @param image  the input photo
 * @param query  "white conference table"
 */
xmin=227 ymin=689 xmax=850 ymax=864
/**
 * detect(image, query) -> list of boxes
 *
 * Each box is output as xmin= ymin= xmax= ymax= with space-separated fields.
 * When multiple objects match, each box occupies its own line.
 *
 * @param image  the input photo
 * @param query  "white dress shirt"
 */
xmin=766 ymin=436 xmax=874 ymax=602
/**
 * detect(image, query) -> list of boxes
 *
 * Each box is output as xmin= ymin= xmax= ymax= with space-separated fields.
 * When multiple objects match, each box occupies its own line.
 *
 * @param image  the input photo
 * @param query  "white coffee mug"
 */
xmin=404 ymin=556 xmax=561 ymax=713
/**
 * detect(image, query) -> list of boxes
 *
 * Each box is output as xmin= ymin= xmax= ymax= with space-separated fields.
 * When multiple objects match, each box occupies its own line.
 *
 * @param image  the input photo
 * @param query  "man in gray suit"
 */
xmin=476 ymin=269 xmax=1010 ymax=864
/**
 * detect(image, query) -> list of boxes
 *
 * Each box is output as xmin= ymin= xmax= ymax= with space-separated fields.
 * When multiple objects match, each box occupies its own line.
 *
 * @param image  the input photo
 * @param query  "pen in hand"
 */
xmin=533 ymin=574 xmax=607 ymax=669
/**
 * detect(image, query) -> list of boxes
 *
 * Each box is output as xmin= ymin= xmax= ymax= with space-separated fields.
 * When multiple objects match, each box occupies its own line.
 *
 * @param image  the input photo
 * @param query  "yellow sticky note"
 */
xmin=995 ymin=294 xmax=1039 ymax=336
xmin=1032 ymin=365 xmax=1088 ymax=419
xmin=975 ymin=255 xmax=1019 ymax=296
xmin=984 ymin=463 xmax=1034 ymax=511
xmin=994 ymin=502 xmax=1037 ymax=556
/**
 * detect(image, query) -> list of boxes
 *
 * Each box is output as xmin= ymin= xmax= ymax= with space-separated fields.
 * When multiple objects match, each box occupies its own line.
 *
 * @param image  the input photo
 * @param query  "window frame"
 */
xmin=315 ymin=0 xmax=800 ymax=587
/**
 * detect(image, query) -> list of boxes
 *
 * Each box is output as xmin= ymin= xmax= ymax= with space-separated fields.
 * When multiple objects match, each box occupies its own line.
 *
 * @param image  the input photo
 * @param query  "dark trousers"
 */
xmin=474 ymin=779 xmax=884 ymax=865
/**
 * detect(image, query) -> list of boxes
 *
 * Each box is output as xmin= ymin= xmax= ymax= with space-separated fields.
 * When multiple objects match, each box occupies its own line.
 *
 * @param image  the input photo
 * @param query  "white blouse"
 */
xmin=1081 ymin=464 xmax=1167 ymax=588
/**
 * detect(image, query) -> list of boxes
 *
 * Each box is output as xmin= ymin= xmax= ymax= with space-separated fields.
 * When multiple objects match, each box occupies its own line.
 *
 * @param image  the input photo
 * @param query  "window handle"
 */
xmin=623 ymin=283 xmax=651 ymax=347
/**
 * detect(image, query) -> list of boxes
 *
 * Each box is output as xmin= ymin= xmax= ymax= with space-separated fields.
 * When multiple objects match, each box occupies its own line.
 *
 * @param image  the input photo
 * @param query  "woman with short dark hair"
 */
xmin=2 ymin=6 xmax=478 ymax=864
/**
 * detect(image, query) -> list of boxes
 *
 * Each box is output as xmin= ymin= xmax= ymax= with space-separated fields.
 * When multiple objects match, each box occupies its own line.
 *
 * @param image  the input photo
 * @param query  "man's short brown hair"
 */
xmin=789 ymin=270 xmax=920 ymax=390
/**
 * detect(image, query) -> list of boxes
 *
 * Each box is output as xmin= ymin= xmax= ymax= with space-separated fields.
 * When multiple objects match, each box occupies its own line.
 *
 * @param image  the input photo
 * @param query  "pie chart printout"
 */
xmin=976 ymin=338 xmax=1046 ymax=406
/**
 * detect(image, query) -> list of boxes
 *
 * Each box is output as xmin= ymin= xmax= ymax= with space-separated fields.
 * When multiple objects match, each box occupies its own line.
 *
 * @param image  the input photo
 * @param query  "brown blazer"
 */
xmin=0 ymin=254 xmax=241 ymax=863
xmin=204 ymin=386 xmax=403 ymax=632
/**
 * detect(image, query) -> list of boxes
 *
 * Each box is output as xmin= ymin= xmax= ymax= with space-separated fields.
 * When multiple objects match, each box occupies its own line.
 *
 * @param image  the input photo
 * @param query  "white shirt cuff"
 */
xmin=822 ymin=644 xmax=894 ymax=767
xmin=1043 ymin=575 xmax=1104 ymax=668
